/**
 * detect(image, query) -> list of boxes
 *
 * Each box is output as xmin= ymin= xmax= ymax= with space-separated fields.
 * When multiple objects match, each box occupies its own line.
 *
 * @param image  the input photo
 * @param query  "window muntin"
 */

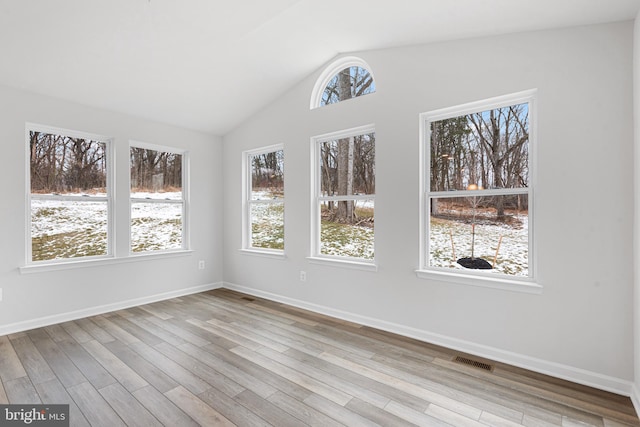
xmin=244 ymin=146 xmax=285 ymax=252
xmin=130 ymin=145 xmax=186 ymax=253
xmin=28 ymin=128 xmax=111 ymax=262
xmin=422 ymin=91 xmax=534 ymax=280
xmin=313 ymin=127 xmax=375 ymax=262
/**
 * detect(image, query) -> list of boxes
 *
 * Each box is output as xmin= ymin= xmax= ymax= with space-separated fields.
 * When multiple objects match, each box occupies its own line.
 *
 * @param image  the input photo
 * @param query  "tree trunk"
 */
xmin=335 ymin=68 xmax=355 ymax=222
xmin=337 ymin=137 xmax=354 ymax=222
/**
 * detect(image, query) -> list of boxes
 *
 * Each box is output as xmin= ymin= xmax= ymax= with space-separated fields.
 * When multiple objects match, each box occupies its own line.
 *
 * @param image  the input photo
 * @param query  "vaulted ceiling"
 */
xmin=1 ymin=0 xmax=638 ymax=135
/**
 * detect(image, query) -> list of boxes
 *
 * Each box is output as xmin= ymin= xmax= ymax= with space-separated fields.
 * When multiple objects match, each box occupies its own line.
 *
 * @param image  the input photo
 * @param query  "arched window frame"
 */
xmin=310 ymin=56 xmax=376 ymax=109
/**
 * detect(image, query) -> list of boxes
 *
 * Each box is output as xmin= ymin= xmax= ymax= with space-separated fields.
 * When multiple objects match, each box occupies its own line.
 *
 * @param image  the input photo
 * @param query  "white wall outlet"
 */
xmin=299 ymin=271 xmax=307 ymax=282
xmin=198 ymin=260 xmax=205 ymax=270
xmin=0 ymin=288 xmax=3 ymax=301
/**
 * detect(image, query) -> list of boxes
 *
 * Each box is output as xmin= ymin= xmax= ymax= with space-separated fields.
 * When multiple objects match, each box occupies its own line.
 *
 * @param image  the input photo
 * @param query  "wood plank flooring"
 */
xmin=0 ymin=288 xmax=638 ymax=426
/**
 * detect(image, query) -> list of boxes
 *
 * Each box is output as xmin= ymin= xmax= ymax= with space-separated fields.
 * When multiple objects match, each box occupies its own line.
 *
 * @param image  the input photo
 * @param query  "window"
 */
xmin=312 ymin=126 xmax=375 ymax=264
xmin=310 ymin=56 xmax=375 ymax=109
xmin=243 ymin=145 xmax=285 ymax=253
xmin=28 ymin=126 xmax=112 ymax=263
xmin=420 ymin=90 xmax=536 ymax=285
xmin=130 ymin=144 xmax=187 ymax=253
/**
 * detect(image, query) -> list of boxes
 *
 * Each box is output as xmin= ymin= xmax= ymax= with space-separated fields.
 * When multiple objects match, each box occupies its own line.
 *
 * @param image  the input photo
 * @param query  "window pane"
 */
xmin=251 ymin=150 xmax=284 ymax=201
xmin=130 ymin=147 xmax=182 ymax=200
xmin=320 ymin=199 xmax=374 ymax=259
xmin=250 ymin=201 xmax=284 ymax=250
xmin=429 ymin=194 xmax=528 ymax=276
xmin=321 ymin=66 xmax=375 ymax=106
xmin=31 ymin=199 xmax=107 ymax=261
xmin=30 ymin=131 xmax=107 ymax=194
xmin=320 ymin=133 xmax=375 ymax=196
xmin=29 ymin=130 xmax=109 ymax=262
xmin=430 ymin=103 xmax=529 ymax=191
xmin=131 ymin=202 xmax=183 ymax=252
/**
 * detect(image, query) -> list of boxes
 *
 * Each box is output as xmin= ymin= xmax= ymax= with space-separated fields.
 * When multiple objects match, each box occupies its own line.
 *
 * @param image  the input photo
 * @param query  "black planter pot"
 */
xmin=457 ymin=257 xmax=492 ymax=270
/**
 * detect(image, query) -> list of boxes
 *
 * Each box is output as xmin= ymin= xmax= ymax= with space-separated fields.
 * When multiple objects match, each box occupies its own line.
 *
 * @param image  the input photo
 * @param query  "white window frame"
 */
xmin=129 ymin=141 xmax=190 ymax=255
xmin=310 ymin=56 xmax=376 ymax=109
xmin=417 ymin=90 xmax=541 ymax=293
xmin=25 ymin=123 xmax=115 ymax=265
xmin=241 ymin=144 xmax=285 ymax=258
xmin=309 ymin=124 xmax=377 ymax=271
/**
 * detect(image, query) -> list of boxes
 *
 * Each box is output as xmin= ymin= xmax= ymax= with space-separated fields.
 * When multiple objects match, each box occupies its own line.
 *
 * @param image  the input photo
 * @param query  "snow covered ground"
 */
xmin=429 ymin=215 xmax=529 ymax=276
xmin=250 ymin=202 xmax=285 ymax=250
xmin=31 ymin=192 xmax=183 ymax=261
xmin=31 ymin=190 xmax=526 ymax=276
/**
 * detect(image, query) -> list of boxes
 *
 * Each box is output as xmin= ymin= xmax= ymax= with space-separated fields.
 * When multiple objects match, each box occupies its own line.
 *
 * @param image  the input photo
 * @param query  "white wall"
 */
xmin=223 ymin=22 xmax=635 ymax=394
xmin=0 ymin=84 xmax=223 ymax=334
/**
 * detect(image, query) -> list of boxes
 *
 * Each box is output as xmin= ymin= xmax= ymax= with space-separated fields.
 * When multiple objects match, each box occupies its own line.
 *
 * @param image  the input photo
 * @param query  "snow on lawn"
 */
xmin=31 ymin=199 xmax=108 ymax=260
xmin=251 ymin=202 xmax=284 ymax=250
xmin=32 ymin=188 xmax=526 ymax=274
xmin=31 ymin=192 xmax=182 ymax=261
xmin=130 ymin=202 xmax=182 ymax=253
xmin=430 ymin=215 xmax=528 ymax=276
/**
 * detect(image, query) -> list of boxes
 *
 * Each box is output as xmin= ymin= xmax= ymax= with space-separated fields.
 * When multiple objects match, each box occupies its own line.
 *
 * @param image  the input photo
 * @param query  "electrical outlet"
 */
xmin=0 ymin=288 xmax=3 ymax=301
xmin=299 ymin=271 xmax=306 ymax=282
xmin=198 ymin=260 xmax=205 ymax=270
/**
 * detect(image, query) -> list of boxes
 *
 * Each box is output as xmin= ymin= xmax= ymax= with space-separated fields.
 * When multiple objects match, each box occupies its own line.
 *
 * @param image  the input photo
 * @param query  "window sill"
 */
xmin=415 ymin=269 xmax=542 ymax=294
xmin=20 ymin=250 xmax=193 ymax=274
xmin=307 ymin=256 xmax=378 ymax=272
xmin=239 ymin=249 xmax=286 ymax=260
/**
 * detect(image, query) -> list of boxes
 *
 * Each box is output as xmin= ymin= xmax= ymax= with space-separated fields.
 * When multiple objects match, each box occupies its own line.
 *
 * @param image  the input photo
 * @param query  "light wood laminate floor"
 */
xmin=0 ymin=288 xmax=637 ymax=426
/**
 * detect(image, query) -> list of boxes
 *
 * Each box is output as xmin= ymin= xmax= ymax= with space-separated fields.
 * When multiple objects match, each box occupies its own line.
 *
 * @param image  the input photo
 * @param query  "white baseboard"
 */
xmin=0 ymin=282 xmax=223 ymax=337
xmin=631 ymin=384 xmax=640 ymax=418
xmin=224 ymin=281 xmax=635 ymax=398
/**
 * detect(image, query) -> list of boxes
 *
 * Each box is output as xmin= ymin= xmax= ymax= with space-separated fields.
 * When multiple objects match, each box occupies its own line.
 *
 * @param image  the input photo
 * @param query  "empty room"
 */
xmin=1 ymin=0 xmax=640 ymax=426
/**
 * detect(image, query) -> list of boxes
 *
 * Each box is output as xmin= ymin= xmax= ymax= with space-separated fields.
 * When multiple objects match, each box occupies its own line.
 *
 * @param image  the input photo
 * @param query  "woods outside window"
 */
xmin=419 ymin=90 xmax=537 ymax=288
xmin=28 ymin=125 xmax=112 ymax=263
xmin=311 ymin=125 xmax=376 ymax=265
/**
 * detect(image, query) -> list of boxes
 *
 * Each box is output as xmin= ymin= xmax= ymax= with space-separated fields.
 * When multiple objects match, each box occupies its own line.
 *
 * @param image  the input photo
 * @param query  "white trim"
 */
xmin=429 ymin=187 xmax=529 ymax=198
xmin=20 ymin=249 xmax=193 ymax=274
xmin=310 ymin=56 xmax=375 ymax=109
xmin=319 ymin=194 xmax=375 ymax=202
xmin=25 ymin=123 xmax=115 ymax=265
xmin=0 ymin=282 xmax=222 ymax=337
xmin=223 ymin=282 xmax=634 ymax=397
xmin=239 ymin=248 xmax=287 ymax=259
xmin=415 ymin=269 xmax=542 ymax=294
xmin=631 ymin=384 xmax=640 ymax=419
xmin=31 ymin=194 xmax=109 ymax=202
xmin=26 ymin=122 xmax=112 ymax=145
xmin=129 ymin=198 xmax=183 ymax=204
xmin=419 ymin=90 xmax=538 ymax=284
xmin=423 ymin=89 xmax=538 ymax=122
xmin=313 ymin=124 xmax=376 ymax=143
xmin=129 ymin=139 xmax=187 ymax=155
xmin=307 ymin=256 xmax=378 ymax=272
xmin=311 ymin=125 xmax=376 ymax=263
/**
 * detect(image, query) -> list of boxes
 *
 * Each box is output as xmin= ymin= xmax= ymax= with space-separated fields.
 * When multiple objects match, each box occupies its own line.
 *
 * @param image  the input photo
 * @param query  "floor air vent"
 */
xmin=453 ymin=356 xmax=494 ymax=372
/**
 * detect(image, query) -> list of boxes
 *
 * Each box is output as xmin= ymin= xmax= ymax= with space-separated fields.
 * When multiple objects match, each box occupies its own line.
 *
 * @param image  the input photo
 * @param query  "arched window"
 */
xmin=310 ymin=57 xmax=375 ymax=109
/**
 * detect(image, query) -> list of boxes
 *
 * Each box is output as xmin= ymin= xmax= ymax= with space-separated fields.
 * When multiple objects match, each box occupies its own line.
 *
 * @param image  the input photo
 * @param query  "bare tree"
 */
xmin=468 ymin=104 xmax=529 ymax=218
xmin=30 ymin=131 xmax=106 ymax=194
